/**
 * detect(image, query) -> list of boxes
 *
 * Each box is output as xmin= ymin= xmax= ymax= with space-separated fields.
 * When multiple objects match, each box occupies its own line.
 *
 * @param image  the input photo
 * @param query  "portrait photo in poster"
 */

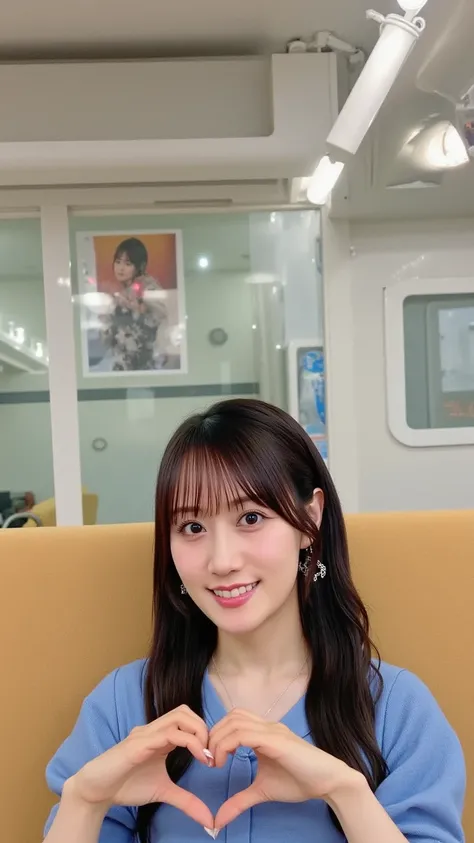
xmin=77 ymin=230 xmax=187 ymax=376
xmin=287 ymin=340 xmax=327 ymax=463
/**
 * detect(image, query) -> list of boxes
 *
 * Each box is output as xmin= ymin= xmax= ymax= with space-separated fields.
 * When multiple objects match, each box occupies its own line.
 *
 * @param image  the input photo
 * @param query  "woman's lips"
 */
xmin=209 ymin=582 xmax=259 ymax=609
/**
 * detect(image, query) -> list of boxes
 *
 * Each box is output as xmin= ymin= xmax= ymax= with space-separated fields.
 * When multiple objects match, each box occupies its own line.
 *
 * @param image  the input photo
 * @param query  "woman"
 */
xmin=101 ymin=237 xmax=168 ymax=372
xmin=43 ymin=399 xmax=465 ymax=843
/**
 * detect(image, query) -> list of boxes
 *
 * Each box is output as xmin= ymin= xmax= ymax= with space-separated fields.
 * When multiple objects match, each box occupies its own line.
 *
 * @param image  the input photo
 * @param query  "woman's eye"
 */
xmin=240 ymin=511 xmax=264 ymax=527
xmin=181 ymin=522 xmax=204 ymax=535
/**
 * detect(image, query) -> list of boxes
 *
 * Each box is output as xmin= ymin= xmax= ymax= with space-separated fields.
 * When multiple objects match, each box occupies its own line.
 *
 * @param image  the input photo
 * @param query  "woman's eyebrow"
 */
xmin=173 ymin=497 xmax=254 ymax=517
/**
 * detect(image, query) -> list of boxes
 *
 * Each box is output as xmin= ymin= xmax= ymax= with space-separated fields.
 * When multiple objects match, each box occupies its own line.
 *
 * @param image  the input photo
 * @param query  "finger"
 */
xmin=169 ymin=704 xmax=207 ymax=727
xmin=214 ymin=785 xmax=263 ymax=829
xmin=159 ymin=727 xmax=212 ymax=766
xmin=211 ymin=727 xmax=266 ymax=769
xmin=131 ymin=727 xmax=210 ymax=767
xmin=208 ymin=710 xmax=267 ymax=752
xmin=209 ymin=718 xmax=269 ymax=764
xmin=209 ymin=720 xmax=254 ymax=767
xmin=161 ymin=781 xmax=214 ymax=829
xmin=209 ymin=709 xmax=263 ymax=741
xmin=151 ymin=710 xmax=209 ymax=749
xmin=162 ymin=706 xmax=208 ymax=733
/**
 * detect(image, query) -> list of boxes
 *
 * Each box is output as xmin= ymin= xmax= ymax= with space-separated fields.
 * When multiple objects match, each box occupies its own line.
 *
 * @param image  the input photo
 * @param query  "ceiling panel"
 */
xmin=0 ymin=0 xmax=417 ymax=58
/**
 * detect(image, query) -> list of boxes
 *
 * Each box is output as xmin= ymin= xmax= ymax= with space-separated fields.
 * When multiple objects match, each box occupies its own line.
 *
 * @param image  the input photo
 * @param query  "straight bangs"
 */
xmin=167 ymin=437 xmax=316 ymax=540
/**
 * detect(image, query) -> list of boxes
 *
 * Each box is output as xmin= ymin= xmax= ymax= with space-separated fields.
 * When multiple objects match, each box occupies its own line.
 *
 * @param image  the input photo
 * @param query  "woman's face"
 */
xmin=114 ymin=252 xmax=136 ymax=285
xmin=171 ymin=485 xmax=323 ymax=635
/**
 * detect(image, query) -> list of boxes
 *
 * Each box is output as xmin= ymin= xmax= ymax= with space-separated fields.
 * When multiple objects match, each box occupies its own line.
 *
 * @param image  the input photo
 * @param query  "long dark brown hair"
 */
xmin=137 ymin=398 xmax=387 ymax=841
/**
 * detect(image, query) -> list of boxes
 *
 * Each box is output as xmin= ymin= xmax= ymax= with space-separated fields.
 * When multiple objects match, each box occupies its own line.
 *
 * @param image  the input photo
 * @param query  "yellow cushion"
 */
xmin=0 ymin=512 xmax=471 ymax=842
xmin=22 ymin=492 xmax=98 ymax=527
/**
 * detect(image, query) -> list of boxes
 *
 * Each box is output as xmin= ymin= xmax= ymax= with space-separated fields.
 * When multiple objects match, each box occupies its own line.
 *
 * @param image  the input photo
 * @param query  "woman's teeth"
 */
xmin=213 ymin=583 xmax=257 ymax=598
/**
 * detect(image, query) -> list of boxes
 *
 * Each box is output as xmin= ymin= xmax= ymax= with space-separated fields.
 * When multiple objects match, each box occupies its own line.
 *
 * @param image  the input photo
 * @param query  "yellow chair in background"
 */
xmin=22 ymin=490 xmax=99 ymax=527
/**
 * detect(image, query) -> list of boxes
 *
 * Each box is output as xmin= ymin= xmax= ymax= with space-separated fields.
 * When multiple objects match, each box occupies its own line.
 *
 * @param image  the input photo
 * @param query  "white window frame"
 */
xmin=41 ymin=203 xmax=83 ymax=525
xmin=384 ymin=276 xmax=474 ymax=448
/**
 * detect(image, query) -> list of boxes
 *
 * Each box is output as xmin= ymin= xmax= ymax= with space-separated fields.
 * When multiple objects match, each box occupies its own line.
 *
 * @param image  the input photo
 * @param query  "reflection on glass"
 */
xmin=70 ymin=210 xmax=324 ymax=524
xmin=0 ymin=218 xmax=54 ymax=527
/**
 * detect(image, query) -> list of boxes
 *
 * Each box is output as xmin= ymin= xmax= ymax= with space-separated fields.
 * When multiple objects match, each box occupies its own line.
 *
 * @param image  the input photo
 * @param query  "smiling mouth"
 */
xmin=211 ymin=582 xmax=258 ymax=599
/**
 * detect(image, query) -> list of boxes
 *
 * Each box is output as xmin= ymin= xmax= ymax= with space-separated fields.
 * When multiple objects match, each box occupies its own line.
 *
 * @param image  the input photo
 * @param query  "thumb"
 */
xmin=161 ymin=782 xmax=214 ymax=829
xmin=214 ymin=785 xmax=264 ymax=829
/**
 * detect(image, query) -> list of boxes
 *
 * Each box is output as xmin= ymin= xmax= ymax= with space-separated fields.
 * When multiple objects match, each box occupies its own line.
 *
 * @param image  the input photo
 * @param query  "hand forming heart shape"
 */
xmin=204 ymin=709 xmax=357 ymax=834
xmin=69 ymin=704 xmax=357 ymax=837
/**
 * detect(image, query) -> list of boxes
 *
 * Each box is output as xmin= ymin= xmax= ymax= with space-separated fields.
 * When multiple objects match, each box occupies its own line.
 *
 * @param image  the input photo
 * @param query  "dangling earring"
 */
xmin=313 ymin=560 xmax=327 ymax=582
xmin=180 ymin=583 xmax=187 ymax=595
xmin=298 ymin=545 xmax=312 ymax=577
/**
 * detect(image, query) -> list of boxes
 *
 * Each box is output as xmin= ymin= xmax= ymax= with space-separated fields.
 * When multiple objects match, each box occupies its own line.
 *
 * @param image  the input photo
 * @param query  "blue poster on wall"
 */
xmin=288 ymin=341 xmax=327 ymax=464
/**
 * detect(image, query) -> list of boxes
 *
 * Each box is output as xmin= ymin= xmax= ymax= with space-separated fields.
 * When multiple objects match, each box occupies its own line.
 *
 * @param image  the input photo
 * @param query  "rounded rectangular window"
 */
xmin=385 ymin=277 xmax=474 ymax=446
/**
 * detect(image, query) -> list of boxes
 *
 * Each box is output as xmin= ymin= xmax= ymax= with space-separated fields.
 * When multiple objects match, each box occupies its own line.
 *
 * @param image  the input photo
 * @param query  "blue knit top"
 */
xmin=44 ymin=659 xmax=466 ymax=842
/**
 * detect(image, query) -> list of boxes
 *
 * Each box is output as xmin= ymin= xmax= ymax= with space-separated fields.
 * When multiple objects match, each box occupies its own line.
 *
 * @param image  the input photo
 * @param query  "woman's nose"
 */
xmin=207 ymin=531 xmax=240 ymax=575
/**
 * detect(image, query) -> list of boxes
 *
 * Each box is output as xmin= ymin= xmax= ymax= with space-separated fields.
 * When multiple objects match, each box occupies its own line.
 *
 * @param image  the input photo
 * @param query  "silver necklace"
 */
xmin=211 ymin=654 xmax=309 ymax=719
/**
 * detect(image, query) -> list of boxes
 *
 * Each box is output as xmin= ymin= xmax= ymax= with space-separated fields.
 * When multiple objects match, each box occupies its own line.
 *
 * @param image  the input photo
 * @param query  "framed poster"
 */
xmin=288 ymin=339 xmax=327 ymax=463
xmin=77 ymin=230 xmax=187 ymax=376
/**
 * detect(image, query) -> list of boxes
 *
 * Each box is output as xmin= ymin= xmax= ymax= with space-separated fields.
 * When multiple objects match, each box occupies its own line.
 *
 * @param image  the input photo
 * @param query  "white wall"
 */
xmin=347 ymin=219 xmax=474 ymax=512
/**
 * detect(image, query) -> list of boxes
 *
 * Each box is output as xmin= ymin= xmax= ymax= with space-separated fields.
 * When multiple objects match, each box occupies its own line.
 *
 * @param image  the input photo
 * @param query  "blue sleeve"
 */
xmin=43 ymin=669 xmax=136 ymax=842
xmin=375 ymin=669 xmax=466 ymax=843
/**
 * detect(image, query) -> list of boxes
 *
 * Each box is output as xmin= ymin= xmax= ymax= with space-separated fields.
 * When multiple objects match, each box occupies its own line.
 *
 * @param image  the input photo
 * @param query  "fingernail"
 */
xmin=204 ymin=827 xmax=219 ymax=839
xmin=202 ymin=749 xmax=214 ymax=767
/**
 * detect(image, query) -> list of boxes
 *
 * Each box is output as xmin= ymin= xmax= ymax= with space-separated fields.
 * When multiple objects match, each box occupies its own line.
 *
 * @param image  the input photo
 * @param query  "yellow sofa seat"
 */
xmin=22 ymin=491 xmax=99 ymax=527
xmin=0 ymin=511 xmax=472 ymax=842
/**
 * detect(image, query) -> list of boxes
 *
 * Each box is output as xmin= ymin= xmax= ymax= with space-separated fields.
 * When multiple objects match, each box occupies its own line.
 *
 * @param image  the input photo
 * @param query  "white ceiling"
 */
xmin=0 ymin=0 xmax=418 ymax=58
xmin=0 ymin=0 xmax=474 ymax=219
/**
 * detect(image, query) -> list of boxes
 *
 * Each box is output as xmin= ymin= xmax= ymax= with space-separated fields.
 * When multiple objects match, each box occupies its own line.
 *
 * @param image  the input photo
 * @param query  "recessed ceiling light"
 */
xmin=197 ymin=255 xmax=210 ymax=270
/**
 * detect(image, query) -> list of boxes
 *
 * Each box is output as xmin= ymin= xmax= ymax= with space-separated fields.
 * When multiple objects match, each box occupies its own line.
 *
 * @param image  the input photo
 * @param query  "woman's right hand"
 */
xmin=65 ymin=706 xmax=214 ymax=828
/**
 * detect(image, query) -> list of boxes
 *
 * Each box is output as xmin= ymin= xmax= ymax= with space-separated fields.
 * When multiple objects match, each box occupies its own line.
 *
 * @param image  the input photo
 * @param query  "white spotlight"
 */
xmin=305 ymin=1 xmax=429 ymax=205
xmin=326 ymin=6 xmax=428 ymax=163
xmin=409 ymin=120 xmax=469 ymax=170
xmin=396 ymin=0 xmax=428 ymax=13
xmin=427 ymin=123 xmax=469 ymax=169
xmin=306 ymin=156 xmax=345 ymax=205
xmin=197 ymin=256 xmax=210 ymax=270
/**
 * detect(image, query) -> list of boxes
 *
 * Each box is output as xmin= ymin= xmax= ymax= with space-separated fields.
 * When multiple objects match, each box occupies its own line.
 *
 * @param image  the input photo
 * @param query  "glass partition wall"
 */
xmin=0 ymin=200 xmax=325 ymax=525
xmin=0 ymin=216 xmax=54 ymax=527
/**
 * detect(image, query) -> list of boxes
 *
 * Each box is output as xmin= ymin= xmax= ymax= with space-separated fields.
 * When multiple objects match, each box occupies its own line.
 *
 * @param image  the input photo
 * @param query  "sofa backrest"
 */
xmin=0 ymin=512 xmax=472 ymax=841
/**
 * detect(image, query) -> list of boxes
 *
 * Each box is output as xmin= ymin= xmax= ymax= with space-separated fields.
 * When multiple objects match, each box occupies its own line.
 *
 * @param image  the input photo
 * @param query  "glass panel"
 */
xmin=0 ymin=217 xmax=54 ymax=527
xmin=404 ymin=293 xmax=474 ymax=429
xmin=69 ymin=209 xmax=324 ymax=524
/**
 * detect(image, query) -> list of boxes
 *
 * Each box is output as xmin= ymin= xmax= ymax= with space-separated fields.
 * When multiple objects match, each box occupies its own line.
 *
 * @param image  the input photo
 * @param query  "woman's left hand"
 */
xmin=208 ymin=709 xmax=361 ymax=830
